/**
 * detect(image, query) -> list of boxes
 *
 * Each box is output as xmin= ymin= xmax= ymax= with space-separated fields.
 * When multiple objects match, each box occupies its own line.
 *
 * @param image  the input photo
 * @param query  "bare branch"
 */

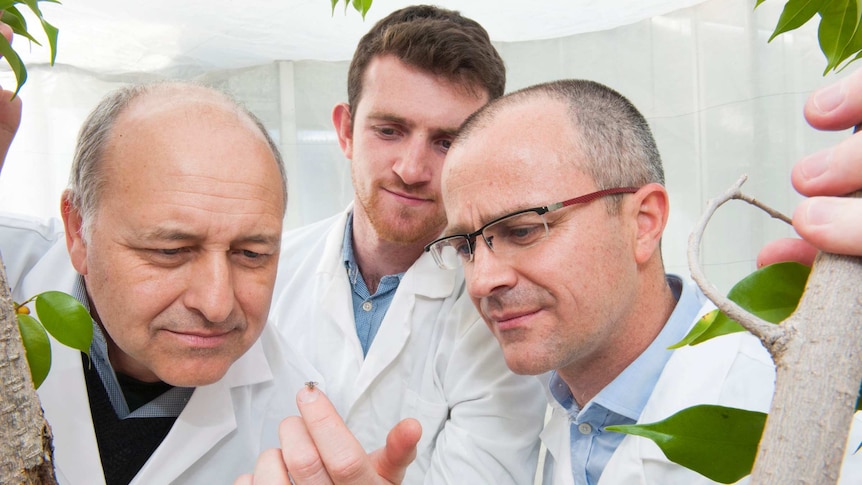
xmin=686 ymin=174 xmax=786 ymax=345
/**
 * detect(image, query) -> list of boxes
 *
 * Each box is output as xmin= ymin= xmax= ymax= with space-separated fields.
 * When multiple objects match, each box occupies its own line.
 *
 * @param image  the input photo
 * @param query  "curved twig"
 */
xmin=687 ymin=174 xmax=786 ymax=344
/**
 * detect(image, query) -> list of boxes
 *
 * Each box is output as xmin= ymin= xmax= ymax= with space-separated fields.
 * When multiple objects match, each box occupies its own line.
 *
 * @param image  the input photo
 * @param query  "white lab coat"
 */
xmin=539 ymin=298 xmax=862 ymax=485
xmin=270 ymin=207 xmax=547 ymax=485
xmin=0 ymin=213 xmax=315 ymax=485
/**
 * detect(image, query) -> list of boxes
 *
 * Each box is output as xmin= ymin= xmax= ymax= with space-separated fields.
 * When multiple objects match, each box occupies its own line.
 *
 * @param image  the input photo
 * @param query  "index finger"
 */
xmin=804 ymin=68 xmax=862 ymax=131
xmin=295 ymin=387 xmax=379 ymax=485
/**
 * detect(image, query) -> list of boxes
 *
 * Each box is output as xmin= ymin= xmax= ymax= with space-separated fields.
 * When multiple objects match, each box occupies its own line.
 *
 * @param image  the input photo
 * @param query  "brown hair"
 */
xmin=346 ymin=5 xmax=505 ymax=123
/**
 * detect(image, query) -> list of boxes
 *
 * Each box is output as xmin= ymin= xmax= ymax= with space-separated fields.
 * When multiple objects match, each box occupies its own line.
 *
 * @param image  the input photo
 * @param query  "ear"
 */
xmin=61 ymin=191 xmax=89 ymax=276
xmin=332 ymin=102 xmax=354 ymax=160
xmin=630 ymin=183 xmax=669 ymax=265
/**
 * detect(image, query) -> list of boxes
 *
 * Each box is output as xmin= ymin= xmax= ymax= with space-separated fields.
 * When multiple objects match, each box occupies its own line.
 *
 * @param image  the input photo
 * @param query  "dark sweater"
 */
xmin=81 ymin=353 xmax=177 ymax=485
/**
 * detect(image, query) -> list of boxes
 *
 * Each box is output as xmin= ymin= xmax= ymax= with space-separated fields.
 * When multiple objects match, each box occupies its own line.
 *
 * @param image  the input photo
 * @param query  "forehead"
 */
xmin=101 ymin=91 xmax=284 ymax=213
xmin=356 ymin=55 xmax=488 ymax=123
xmin=443 ymin=97 xmax=591 ymax=220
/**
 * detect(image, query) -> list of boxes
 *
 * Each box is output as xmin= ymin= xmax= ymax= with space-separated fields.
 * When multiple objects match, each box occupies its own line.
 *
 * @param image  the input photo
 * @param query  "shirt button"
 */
xmin=577 ymin=423 xmax=593 ymax=435
xmin=362 ymin=301 xmax=373 ymax=312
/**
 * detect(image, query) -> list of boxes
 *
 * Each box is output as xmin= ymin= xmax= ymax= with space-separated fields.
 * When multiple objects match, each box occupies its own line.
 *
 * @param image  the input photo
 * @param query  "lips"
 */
xmin=163 ymin=328 xmax=237 ymax=349
xmin=485 ymin=308 xmax=541 ymax=332
xmin=387 ymin=188 xmax=431 ymax=203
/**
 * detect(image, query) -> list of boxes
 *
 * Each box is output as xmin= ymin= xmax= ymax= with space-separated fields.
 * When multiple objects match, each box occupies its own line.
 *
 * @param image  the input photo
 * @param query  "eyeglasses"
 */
xmin=424 ymin=187 xmax=640 ymax=270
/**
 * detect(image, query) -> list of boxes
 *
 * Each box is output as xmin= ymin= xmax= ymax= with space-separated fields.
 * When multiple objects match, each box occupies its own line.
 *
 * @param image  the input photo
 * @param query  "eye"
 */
xmin=373 ymin=125 xmax=402 ymax=139
xmin=145 ymin=247 xmax=192 ymax=267
xmin=231 ymin=248 xmax=272 ymax=268
xmin=151 ymin=246 xmax=192 ymax=257
xmin=436 ymin=138 xmax=453 ymax=153
xmin=503 ymin=224 xmax=546 ymax=245
xmin=451 ymin=238 xmax=472 ymax=258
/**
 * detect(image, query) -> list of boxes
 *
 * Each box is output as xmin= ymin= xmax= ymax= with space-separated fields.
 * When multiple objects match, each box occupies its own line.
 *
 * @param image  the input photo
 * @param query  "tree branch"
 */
xmin=686 ymin=174 xmax=789 ymax=347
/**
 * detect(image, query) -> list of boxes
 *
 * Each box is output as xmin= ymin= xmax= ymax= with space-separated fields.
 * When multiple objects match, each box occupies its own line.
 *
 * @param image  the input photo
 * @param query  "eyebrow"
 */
xmin=139 ymin=228 xmax=281 ymax=247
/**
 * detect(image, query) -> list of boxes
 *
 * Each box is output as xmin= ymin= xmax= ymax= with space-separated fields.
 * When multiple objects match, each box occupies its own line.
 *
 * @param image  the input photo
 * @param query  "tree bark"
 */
xmin=0 ymin=260 xmax=57 ymax=484
xmin=750 ymin=250 xmax=862 ymax=484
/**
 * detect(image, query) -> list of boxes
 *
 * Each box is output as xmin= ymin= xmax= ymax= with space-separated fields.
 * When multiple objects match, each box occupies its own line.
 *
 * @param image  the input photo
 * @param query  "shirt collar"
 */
xmin=341 ymin=210 xmax=405 ymax=286
xmin=548 ymin=275 xmax=705 ymax=421
xmin=342 ymin=211 xmax=360 ymax=284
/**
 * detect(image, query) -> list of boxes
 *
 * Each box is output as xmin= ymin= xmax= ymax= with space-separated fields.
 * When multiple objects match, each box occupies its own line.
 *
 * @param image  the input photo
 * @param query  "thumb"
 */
xmin=372 ymin=418 xmax=422 ymax=484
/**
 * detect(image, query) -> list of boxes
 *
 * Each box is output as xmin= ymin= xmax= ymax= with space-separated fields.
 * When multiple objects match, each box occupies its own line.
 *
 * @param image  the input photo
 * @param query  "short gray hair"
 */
xmin=456 ymin=79 xmax=663 ymax=213
xmin=66 ymin=81 xmax=287 ymax=240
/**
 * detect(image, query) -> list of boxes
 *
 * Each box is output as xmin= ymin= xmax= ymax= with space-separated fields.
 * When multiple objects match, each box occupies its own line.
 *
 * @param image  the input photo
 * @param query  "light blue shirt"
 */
xmin=342 ymin=212 xmax=404 ymax=356
xmin=73 ymin=277 xmax=194 ymax=419
xmin=548 ymin=275 xmax=707 ymax=485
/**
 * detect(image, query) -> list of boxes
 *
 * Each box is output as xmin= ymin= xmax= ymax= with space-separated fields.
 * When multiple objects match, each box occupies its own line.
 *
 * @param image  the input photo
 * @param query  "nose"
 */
xmin=184 ymin=252 xmax=235 ymax=323
xmin=465 ymin=239 xmax=517 ymax=301
xmin=392 ymin=137 xmax=434 ymax=186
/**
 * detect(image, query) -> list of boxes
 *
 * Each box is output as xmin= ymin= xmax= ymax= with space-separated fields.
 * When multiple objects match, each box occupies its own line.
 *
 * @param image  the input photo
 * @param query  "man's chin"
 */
xmin=501 ymin=345 xmax=553 ymax=376
xmin=155 ymin=358 xmax=235 ymax=387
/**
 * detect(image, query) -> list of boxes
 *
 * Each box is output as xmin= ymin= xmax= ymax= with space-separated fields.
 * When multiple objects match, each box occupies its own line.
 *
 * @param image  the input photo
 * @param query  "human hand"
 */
xmin=757 ymin=68 xmax=862 ymax=267
xmin=234 ymin=386 xmax=421 ymax=485
xmin=0 ymin=19 xmax=22 ymax=173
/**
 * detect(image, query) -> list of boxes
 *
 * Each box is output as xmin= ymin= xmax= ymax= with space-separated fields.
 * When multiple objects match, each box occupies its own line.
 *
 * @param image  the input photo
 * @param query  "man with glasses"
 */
xmin=424 ymin=78 xmax=862 ymax=484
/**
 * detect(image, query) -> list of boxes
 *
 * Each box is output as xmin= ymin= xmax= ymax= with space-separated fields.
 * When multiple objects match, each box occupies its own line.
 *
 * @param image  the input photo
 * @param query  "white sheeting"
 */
xmin=12 ymin=0 xmax=708 ymax=73
xmin=0 ymin=0 xmax=852 ymax=292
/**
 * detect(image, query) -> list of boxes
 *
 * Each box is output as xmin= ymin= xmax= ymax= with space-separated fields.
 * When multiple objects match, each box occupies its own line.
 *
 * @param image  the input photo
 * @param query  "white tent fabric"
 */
xmin=0 ymin=0 xmax=852 ymax=292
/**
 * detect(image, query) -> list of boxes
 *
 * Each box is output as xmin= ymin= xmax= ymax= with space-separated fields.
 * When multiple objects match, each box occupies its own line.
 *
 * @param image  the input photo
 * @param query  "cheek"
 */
xmin=235 ymin=267 xmax=278 ymax=321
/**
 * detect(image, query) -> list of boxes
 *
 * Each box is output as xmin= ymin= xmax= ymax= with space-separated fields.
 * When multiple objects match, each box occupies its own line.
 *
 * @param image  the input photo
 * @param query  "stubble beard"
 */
xmin=357 ymin=184 xmax=446 ymax=245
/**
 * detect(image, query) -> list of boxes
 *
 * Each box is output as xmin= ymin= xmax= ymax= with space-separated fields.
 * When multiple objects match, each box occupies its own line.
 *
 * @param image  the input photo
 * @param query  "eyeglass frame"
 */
xmin=423 ymin=186 xmax=641 ymax=269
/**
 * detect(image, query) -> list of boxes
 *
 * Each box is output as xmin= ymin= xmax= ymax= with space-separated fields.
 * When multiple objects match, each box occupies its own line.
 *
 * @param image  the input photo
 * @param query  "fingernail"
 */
xmin=298 ymin=386 xmax=319 ymax=403
xmin=813 ymin=81 xmax=845 ymax=114
xmin=803 ymin=199 xmax=833 ymax=226
xmin=798 ymin=148 xmax=831 ymax=182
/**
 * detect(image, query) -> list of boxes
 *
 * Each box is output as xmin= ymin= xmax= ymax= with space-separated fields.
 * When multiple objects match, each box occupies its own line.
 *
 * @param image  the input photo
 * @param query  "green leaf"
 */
xmin=767 ymin=0 xmax=821 ymax=41
xmin=351 ymin=0 xmax=372 ymax=19
xmin=331 ymin=0 xmax=338 ymax=16
xmin=819 ymin=0 xmax=859 ymax=73
xmin=2 ymin=8 xmax=40 ymax=45
xmin=34 ymin=290 xmax=93 ymax=354
xmin=19 ymin=0 xmax=60 ymax=65
xmin=17 ymin=312 xmax=52 ymax=388
xmin=607 ymin=405 xmax=766 ymax=484
xmin=668 ymin=309 xmax=719 ymax=349
xmin=0 ymin=32 xmax=26 ymax=96
xmin=670 ymin=262 xmax=809 ymax=347
xmin=38 ymin=15 xmax=58 ymax=64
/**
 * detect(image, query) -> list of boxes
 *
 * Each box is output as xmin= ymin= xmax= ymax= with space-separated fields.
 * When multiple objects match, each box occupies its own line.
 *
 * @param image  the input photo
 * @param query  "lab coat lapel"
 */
xmin=28 ymin=246 xmax=105 ymax=484
xmin=39 ymin=341 xmax=106 ymax=485
xmin=318 ymin=210 xmax=365 ymax=365
xmin=540 ymin=402 xmax=576 ymax=485
xmin=353 ymin=251 xmax=457 ymax=396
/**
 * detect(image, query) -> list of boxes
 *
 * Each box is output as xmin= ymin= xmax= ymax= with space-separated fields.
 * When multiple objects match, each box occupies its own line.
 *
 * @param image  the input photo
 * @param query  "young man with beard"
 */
xmin=268 ymin=5 xmax=545 ymax=484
